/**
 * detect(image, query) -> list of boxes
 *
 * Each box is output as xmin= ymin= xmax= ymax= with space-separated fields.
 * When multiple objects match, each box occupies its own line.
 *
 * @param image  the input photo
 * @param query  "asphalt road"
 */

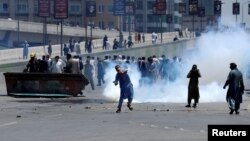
xmin=0 ymin=76 xmax=250 ymax=141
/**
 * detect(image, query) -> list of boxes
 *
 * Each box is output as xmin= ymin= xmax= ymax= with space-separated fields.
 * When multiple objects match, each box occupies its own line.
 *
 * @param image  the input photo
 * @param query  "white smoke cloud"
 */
xmin=103 ymin=29 xmax=250 ymax=103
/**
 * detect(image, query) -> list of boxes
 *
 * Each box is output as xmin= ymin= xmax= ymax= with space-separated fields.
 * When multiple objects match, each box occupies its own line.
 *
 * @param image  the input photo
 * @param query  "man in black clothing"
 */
xmin=186 ymin=64 xmax=201 ymax=108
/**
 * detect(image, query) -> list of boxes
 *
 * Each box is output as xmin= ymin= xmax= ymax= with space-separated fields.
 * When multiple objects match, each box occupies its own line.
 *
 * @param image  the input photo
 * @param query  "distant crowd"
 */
xmin=24 ymin=50 xmax=182 ymax=91
xmin=22 ymin=29 xmax=190 ymax=60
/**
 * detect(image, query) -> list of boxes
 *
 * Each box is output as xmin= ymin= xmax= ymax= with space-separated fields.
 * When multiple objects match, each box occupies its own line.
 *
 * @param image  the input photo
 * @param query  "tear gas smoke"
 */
xmin=103 ymin=29 xmax=250 ymax=103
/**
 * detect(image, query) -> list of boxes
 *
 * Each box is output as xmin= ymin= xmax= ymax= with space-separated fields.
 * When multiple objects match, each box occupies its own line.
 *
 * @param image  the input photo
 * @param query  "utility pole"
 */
xmin=160 ymin=16 xmax=162 ymax=43
xmin=85 ymin=18 xmax=88 ymax=41
xmin=60 ymin=19 xmax=63 ymax=56
xmin=127 ymin=0 xmax=132 ymax=44
xmin=236 ymin=0 xmax=238 ymax=26
xmin=242 ymin=1 xmax=244 ymax=23
xmin=84 ymin=0 xmax=88 ymax=42
xmin=17 ymin=0 xmax=20 ymax=48
xmin=241 ymin=1 xmax=250 ymax=24
xmin=200 ymin=0 xmax=203 ymax=32
xmin=192 ymin=14 xmax=194 ymax=37
xmin=90 ymin=18 xmax=93 ymax=40
xmin=43 ymin=17 xmax=47 ymax=54
xmin=200 ymin=14 xmax=202 ymax=32
xmin=57 ymin=20 xmax=59 ymax=44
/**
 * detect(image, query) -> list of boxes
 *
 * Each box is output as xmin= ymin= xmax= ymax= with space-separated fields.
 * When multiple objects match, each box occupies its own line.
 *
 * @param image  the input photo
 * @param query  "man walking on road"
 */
xmin=223 ymin=63 xmax=245 ymax=114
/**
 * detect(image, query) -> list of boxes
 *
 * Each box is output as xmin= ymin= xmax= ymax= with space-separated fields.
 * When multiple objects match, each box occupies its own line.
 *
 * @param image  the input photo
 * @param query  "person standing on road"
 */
xmin=103 ymin=35 xmax=108 ymax=50
xmin=22 ymin=40 xmax=29 ymax=59
xmin=138 ymin=32 xmax=141 ymax=43
xmin=63 ymin=44 xmax=69 ymax=56
xmin=113 ymin=38 xmax=119 ymax=50
xmin=151 ymin=32 xmax=157 ymax=44
xmin=106 ymin=39 xmax=110 ymax=50
xmin=119 ymin=31 xmax=124 ymax=48
xmin=223 ymin=63 xmax=245 ymax=114
xmin=96 ymin=57 xmax=105 ymax=86
xmin=51 ymin=56 xmax=64 ymax=73
xmin=69 ymin=38 xmax=74 ymax=52
xmin=47 ymin=40 xmax=52 ymax=57
xmin=84 ymin=60 xmax=95 ymax=90
xmin=185 ymin=64 xmax=201 ymax=108
xmin=113 ymin=65 xmax=134 ymax=113
xmin=65 ymin=53 xmax=80 ymax=74
xmin=75 ymin=41 xmax=81 ymax=55
xmin=85 ymin=39 xmax=88 ymax=52
xmin=88 ymin=39 xmax=94 ymax=53
xmin=142 ymin=33 xmax=145 ymax=43
xmin=26 ymin=53 xmax=39 ymax=72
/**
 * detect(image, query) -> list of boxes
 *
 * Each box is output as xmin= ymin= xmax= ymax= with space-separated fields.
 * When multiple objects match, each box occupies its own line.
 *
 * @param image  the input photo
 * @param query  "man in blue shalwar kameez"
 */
xmin=113 ymin=65 xmax=134 ymax=113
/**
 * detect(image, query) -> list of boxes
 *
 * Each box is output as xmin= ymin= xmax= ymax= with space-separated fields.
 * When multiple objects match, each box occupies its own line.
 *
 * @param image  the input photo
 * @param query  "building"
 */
xmin=181 ymin=0 xmax=218 ymax=32
xmin=134 ymin=0 xmax=183 ymax=33
xmin=0 ymin=0 xmax=221 ymax=46
xmin=0 ymin=0 xmax=121 ymax=29
xmin=0 ymin=0 xmax=123 ymax=47
xmin=221 ymin=0 xmax=250 ymax=28
xmin=133 ymin=0 xmax=219 ymax=33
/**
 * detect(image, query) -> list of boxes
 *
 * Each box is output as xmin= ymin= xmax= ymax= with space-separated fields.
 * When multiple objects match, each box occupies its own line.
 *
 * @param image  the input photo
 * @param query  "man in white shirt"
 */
xmin=51 ymin=56 xmax=65 ymax=73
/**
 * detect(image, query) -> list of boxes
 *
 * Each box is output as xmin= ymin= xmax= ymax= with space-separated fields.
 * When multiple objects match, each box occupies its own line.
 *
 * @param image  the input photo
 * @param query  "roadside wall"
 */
xmin=0 ymin=38 xmax=196 ymax=72
xmin=0 ymin=32 xmax=180 ymax=61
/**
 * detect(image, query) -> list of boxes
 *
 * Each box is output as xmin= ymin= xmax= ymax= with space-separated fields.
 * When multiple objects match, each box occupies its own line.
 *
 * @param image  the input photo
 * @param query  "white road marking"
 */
xmin=179 ymin=128 xmax=184 ymax=131
xmin=200 ymin=130 xmax=206 ymax=133
xmin=150 ymin=124 xmax=157 ymax=128
xmin=0 ymin=121 xmax=18 ymax=127
xmin=140 ymin=123 xmax=145 ymax=126
xmin=45 ymin=114 xmax=62 ymax=118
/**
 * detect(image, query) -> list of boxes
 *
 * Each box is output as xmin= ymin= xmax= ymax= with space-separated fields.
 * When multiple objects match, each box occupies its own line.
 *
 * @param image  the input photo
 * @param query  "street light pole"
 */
xmin=57 ymin=20 xmax=59 ymax=44
xmin=84 ymin=0 xmax=88 ymax=42
xmin=200 ymin=15 xmax=202 ymax=32
xmin=242 ymin=2 xmax=244 ymax=23
xmin=160 ymin=16 xmax=162 ymax=43
xmin=90 ymin=18 xmax=93 ymax=40
xmin=127 ymin=0 xmax=132 ymax=44
xmin=192 ymin=14 xmax=194 ymax=38
xmin=60 ymin=19 xmax=63 ymax=56
xmin=241 ymin=1 xmax=250 ymax=24
xmin=43 ymin=17 xmax=46 ymax=54
xmin=236 ymin=0 xmax=238 ymax=26
xmin=200 ymin=0 xmax=203 ymax=32
xmin=17 ymin=0 xmax=20 ymax=48
xmin=128 ymin=14 xmax=131 ymax=39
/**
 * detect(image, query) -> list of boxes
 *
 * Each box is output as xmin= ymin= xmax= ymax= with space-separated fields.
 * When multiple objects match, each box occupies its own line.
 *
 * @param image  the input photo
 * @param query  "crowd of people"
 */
xmin=21 ymin=30 xmax=245 ymax=114
xmin=22 ymin=30 xmax=186 ymax=61
xmin=24 ymin=52 xmax=183 ymax=89
xmin=23 ymin=50 xmax=246 ymax=114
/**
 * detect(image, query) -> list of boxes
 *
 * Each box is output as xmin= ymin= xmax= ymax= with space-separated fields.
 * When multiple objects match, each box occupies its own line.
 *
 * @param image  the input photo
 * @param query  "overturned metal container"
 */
xmin=3 ymin=72 xmax=89 ymax=97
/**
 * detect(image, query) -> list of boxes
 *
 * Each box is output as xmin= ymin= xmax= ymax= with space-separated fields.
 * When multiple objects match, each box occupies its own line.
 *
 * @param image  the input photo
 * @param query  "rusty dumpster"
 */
xmin=3 ymin=72 xmax=89 ymax=97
